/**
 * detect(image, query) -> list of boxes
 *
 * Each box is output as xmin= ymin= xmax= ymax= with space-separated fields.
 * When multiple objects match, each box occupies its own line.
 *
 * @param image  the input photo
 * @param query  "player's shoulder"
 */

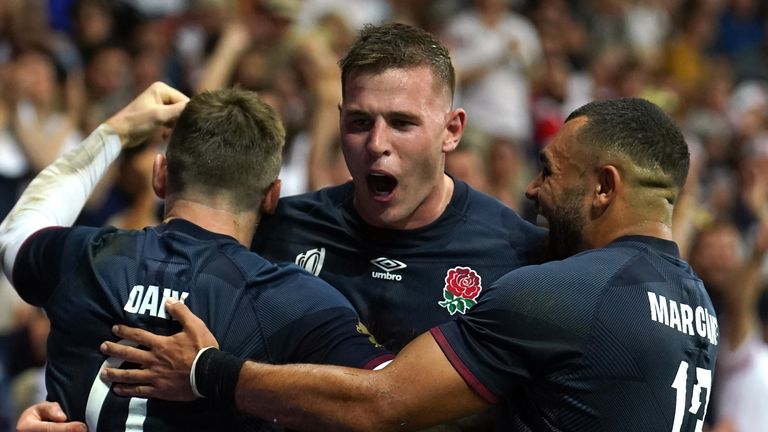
xmin=495 ymin=243 xmax=637 ymax=296
xmin=456 ymin=180 xmax=547 ymax=247
xmin=256 ymin=183 xmax=352 ymax=234
xmin=244 ymin=257 xmax=353 ymax=309
xmin=497 ymin=236 xmax=682 ymax=296
xmin=274 ymin=182 xmax=351 ymax=219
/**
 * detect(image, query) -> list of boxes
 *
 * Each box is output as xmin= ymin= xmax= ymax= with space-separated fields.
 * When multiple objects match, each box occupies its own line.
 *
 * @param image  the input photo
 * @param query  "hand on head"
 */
xmin=106 ymin=82 xmax=189 ymax=149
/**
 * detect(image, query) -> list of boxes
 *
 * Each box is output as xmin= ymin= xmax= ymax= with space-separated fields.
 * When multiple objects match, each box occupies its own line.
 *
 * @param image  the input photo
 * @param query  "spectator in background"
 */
xmin=486 ymin=137 xmax=532 ymax=213
xmin=663 ymin=0 xmax=718 ymax=99
xmin=689 ymin=221 xmax=768 ymax=432
xmin=445 ymin=144 xmax=488 ymax=194
xmin=443 ymin=0 xmax=542 ymax=143
xmin=69 ymin=0 xmax=115 ymax=60
xmin=4 ymin=0 xmax=768 ymax=430
xmin=714 ymin=0 xmax=767 ymax=82
xmin=0 ymin=49 xmax=82 ymax=220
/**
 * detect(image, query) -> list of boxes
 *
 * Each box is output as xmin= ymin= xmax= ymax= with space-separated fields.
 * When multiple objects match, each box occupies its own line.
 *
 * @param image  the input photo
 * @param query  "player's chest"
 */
xmin=288 ymin=244 xmax=511 ymax=316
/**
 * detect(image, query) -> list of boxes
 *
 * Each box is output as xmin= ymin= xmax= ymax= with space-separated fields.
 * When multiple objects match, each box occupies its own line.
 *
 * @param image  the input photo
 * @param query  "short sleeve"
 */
xmin=13 ymin=226 xmax=97 ymax=306
xmin=431 ymin=267 xmax=588 ymax=403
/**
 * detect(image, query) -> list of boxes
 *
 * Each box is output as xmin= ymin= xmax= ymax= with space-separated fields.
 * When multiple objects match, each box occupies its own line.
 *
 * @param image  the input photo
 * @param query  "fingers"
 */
xmin=101 ymin=366 xmax=154 ymax=384
xmin=111 ymin=384 xmax=160 ymax=399
xmin=16 ymin=402 xmax=87 ymax=432
xmin=33 ymin=401 xmax=67 ymax=422
xmin=164 ymin=298 xmax=201 ymax=328
xmin=100 ymin=341 xmax=155 ymax=365
xmin=164 ymin=299 xmax=219 ymax=348
xmin=155 ymin=101 xmax=188 ymax=126
xmin=105 ymin=82 xmax=189 ymax=148
xmin=67 ymin=423 xmax=89 ymax=432
xmin=111 ymin=324 xmax=162 ymax=349
xmin=149 ymin=81 xmax=190 ymax=106
xmin=17 ymin=420 xmax=87 ymax=432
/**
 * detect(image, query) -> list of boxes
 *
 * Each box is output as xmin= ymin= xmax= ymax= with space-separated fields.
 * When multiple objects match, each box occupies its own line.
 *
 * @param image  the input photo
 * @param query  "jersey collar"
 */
xmin=339 ymin=175 xmax=470 ymax=249
xmin=157 ymin=218 xmax=239 ymax=243
xmin=608 ymin=235 xmax=681 ymax=257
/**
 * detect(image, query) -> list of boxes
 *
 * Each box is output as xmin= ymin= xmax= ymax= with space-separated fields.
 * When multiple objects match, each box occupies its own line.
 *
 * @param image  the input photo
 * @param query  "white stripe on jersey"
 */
xmin=126 ymin=397 xmax=148 ymax=431
xmin=86 ymin=338 xmax=145 ymax=431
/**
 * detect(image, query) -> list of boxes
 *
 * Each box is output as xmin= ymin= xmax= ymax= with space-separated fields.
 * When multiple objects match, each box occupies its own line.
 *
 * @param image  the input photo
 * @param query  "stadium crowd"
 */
xmin=0 ymin=0 xmax=766 ymax=431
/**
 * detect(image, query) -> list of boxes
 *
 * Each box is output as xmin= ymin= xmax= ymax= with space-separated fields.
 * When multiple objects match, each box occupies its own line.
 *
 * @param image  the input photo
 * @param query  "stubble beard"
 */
xmin=546 ymin=185 xmax=587 ymax=261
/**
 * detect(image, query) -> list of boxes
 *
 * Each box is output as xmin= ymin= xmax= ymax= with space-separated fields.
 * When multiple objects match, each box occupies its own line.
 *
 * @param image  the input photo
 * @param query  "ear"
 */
xmin=442 ymin=108 xmax=467 ymax=153
xmin=593 ymin=165 xmax=621 ymax=210
xmin=151 ymin=153 xmax=167 ymax=199
xmin=260 ymin=179 xmax=281 ymax=215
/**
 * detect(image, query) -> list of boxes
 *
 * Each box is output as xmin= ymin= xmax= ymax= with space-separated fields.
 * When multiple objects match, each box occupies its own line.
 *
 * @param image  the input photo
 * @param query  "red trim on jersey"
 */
xmin=363 ymin=353 xmax=395 ymax=370
xmin=429 ymin=326 xmax=499 ymax=404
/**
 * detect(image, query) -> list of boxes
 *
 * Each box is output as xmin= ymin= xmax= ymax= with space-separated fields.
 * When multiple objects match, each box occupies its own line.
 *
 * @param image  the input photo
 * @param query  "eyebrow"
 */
xmin=343 ymin=109 xmax=422 ymax=123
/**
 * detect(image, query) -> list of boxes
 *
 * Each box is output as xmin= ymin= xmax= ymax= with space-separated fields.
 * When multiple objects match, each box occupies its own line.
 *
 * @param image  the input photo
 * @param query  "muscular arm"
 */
xmin=102 ymin=300 xmax=490 ymax=431
xmin=235 ymin=332 xmax=489 ymax=431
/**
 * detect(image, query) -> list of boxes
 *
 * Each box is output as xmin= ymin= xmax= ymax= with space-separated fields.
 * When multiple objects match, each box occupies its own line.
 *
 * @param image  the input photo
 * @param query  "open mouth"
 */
xmin=367 ymin=173 xmax=398 ymax=199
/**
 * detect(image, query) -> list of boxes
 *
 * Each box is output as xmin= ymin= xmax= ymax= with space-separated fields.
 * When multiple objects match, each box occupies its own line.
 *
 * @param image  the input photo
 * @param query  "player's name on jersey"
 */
xmin=123 ymin=285 xmax=190 ymax=320
xmin=647 ymin=292 xmax=718 ymax=346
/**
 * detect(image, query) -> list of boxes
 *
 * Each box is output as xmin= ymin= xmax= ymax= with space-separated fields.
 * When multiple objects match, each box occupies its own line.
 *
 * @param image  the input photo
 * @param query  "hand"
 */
xmin=219 ymin=20 xmax=252 ymax=54
xmin=16 ymin=401 xmax=87 ymax=432
xmin=99 ymin=298 xmax=218 ymax=401
xmin=105 ymin=82 xmax=189 ymax=149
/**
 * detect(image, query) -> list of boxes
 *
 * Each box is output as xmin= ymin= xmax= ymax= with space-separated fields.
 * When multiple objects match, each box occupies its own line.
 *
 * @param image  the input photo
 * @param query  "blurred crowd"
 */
xmin=0 ymin=0 xmax=767 ymax=431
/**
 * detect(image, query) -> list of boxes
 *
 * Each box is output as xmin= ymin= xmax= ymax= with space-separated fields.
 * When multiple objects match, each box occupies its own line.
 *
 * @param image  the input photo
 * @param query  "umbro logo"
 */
xmin=295 ymin=248 xmax=325 ymax=276
xmin=370 ymin=257 xmax=407 ymax=272
xmin=370 ymin=257 xmax=406 ymax=281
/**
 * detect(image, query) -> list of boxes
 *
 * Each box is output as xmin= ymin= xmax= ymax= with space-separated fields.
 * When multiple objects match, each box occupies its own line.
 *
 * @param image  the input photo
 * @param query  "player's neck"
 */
xmin=163 ymin=198 xmax=258 ymax=248
xmin=590 ymin=218 xmax=674 ymax=249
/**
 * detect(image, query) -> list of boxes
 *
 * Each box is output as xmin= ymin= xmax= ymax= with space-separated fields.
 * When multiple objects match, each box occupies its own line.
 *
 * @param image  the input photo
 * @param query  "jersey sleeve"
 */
xmin=430 ymin=265 xmax=588 ymax=404
xmin=257 ymin=272 xmax=393 ymax=369
xmin=0 ymin=124 xmax=121 ymax=280
xmin=12 ymin=226 xmax=97 ymax=306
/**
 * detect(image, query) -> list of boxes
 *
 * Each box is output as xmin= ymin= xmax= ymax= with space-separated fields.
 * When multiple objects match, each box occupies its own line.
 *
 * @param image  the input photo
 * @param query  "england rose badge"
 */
xmin=438 ymin=266 xmax=482 ymax=315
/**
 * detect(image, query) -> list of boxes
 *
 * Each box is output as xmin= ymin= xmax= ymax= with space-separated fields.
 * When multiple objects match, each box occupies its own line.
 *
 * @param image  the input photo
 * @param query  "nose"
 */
xmin=366 ymin=117 xmax=391 ymax=157
xmin=525 ymin=173 xmax=541 ymax=201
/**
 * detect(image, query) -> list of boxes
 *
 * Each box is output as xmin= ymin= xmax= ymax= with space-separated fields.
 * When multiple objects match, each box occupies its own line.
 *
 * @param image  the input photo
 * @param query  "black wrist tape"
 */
xmin=194 ymin=348 xmax=245 ymax=406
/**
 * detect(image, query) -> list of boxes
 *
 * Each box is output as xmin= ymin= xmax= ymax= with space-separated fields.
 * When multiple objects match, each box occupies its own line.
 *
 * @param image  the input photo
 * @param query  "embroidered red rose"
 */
xmin=445 ymin=266 xmax=482 ymax=299
xmin=439 ymin=266 xmax=483 ymax=315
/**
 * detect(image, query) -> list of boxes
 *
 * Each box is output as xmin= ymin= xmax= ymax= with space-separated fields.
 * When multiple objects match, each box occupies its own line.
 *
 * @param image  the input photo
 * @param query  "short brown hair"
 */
xmin=339 ymin=22 xmax=455 ymax=101
xmin=166 ymin=88 xmax=285 ymax=212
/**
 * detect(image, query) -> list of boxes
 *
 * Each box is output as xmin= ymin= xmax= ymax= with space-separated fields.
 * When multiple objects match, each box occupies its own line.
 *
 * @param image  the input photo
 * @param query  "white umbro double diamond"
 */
xmin=370 ymin=257 xmax=406 ymax=281
xmin=370 ymin=257 xmax=407 ymax=272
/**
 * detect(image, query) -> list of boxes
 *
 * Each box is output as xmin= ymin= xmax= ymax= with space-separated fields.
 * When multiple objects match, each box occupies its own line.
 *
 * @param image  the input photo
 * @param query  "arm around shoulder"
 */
xmin=232 ymin=331 xmax=489 ymax=431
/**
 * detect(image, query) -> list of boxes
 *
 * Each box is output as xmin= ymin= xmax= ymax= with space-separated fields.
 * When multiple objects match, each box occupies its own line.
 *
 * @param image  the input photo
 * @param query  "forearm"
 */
xmin=0 ymin=124 xmax=120 ymax=278
xmin=235 ymin=361 xmax=395 ymax=432
xmin=220 ymin=332 xmax=487 ymax=431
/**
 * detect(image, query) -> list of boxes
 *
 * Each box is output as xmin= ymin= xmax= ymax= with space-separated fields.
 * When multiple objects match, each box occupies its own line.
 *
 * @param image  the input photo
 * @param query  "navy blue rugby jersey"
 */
xmin=12 ymin=218 xmax=391 ymax=432
xmin=252 ymin=179 xmax=547 ymax=352
xmin=432 ymin=235 xmax=719 ymax=431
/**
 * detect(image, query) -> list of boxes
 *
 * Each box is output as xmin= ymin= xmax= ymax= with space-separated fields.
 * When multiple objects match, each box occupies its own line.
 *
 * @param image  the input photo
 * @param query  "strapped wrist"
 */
xmin=190 ymin=347 xmax=245 ymax=406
